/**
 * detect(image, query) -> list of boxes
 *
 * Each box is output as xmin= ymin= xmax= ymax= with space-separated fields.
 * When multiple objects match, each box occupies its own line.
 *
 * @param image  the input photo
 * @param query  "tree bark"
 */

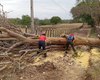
xmin=0 ymin=27 xmax=100 ymax=46
xmin=0 ymin=34 xmax=10 ymax=38
xmin=0 ymin=27 xmax=36 ymax=43
xmin=46 ymin=37 xmax=100 ymax=46
xmin=6 ymin=42 xmax=24 ymax=53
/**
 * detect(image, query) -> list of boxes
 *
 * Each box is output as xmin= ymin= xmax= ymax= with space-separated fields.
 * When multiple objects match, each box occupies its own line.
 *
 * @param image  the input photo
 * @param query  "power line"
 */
xmin=51 ymin=0 xmax=67 ymax=14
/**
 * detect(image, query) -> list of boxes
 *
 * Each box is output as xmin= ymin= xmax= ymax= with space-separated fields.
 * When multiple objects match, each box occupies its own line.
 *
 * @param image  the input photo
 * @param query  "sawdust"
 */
xmin=0 ymin=48 xmax=100 ymax=80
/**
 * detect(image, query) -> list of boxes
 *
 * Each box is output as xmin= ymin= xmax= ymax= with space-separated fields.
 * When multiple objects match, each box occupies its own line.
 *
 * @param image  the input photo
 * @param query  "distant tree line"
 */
xmin=8 ymin=15 xmax=72 ymax=27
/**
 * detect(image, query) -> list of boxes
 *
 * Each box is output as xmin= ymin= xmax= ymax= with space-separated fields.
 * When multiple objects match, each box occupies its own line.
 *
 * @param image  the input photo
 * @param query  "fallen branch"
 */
xmin=0 ymin=62 xmax=11 ymax=65
xmin=0 ymin=65 xmax=8 ymax=72
xmin=0 ymin=34 xmax=10 ymax=38
xmin=0 ymin=46 xmax=8 ymax=50
xmin=0 ymin=38 xmax=16 ymax=41
xmin=19 ymin=49 xmax=39 ymax=60
xmin=0 ymin=27 xmax=36 ymax=43
xmin=6 ymin=42 xmax=24 ymax=53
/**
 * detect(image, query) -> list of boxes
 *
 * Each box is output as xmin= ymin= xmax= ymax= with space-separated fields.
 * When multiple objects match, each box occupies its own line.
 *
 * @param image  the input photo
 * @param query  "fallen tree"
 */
xmin=47 ymin=37 xmax=100 ymax=46
xmin=0 ymin=27 xmax=100 ymax=69
xmin=0 ymin=27 xmax=100 ymax=46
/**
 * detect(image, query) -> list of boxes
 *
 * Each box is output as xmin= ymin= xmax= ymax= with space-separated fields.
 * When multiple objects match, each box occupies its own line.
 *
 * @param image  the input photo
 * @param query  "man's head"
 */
xmin=41 ymin=31 xmax=46 ymax=35
xmin=69 ymin=34 xmax=74 ymax=36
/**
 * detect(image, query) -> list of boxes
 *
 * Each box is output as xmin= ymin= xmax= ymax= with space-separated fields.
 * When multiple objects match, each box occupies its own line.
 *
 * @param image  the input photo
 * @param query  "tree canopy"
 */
xmin=9 ymin=16 xmax=64 ymax=26
xmin=71 ymin=0 xmax=100 ymax=27
xmin=50 ymin=16 xmax=62 ymax=24
xmin=21 ymin=15 xmax=31 ymax=26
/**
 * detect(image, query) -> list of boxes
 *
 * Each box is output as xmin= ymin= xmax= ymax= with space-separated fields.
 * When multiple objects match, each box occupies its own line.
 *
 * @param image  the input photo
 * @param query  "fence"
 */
xmin=23 ymin=24 xmax=82 ymax=37
xmin=37 ymin=25 xmax=80 ymax=37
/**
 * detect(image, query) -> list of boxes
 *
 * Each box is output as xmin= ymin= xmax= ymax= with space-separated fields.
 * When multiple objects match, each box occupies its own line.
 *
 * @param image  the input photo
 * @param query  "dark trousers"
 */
xmin=38 ymin=41 xmax=45 ymax=50
xmin=38 ymin=41 xmax=47 ymax=57
xmin=65 ymin=41 xmax=76 ymax=53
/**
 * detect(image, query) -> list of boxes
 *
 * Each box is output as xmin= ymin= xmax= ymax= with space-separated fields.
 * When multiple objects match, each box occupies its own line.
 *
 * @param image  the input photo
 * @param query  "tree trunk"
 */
xmin=46 ymin=37 xmax=100 ymax=46
xmin=0 ymin=27 xmax=100 ymax=46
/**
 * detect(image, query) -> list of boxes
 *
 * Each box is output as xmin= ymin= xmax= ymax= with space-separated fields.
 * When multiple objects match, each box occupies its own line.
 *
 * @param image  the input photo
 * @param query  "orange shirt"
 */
xmin=39 ymin=35 xmax=46 ymax=41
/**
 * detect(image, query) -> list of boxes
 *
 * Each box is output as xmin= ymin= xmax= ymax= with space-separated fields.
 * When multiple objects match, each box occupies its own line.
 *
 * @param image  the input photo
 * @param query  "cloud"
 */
xmin=0 ymin=0 xmax=76 ymax=19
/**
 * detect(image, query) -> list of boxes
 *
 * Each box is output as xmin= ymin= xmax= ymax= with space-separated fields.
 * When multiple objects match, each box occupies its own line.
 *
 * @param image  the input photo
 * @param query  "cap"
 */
xmin=41 ymin=31 xmax=46 ymax=35
xmin=70 ymin=34 xmax=74 ymax=36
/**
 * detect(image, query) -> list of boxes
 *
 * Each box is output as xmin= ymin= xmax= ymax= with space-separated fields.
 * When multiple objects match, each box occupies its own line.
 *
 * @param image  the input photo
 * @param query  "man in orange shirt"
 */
xmin=37 ymin=31 xmax=47 ymax=57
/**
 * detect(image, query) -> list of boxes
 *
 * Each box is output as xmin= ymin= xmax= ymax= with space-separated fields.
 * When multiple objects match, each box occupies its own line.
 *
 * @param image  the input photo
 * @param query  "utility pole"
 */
xmin=30 ymin=0 xmax=35 ymax=33
xmin=0 ymin=3 xmax=4 ymax=15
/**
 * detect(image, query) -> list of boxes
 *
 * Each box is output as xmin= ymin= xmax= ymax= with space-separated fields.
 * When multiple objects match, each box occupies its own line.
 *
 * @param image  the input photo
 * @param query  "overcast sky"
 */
xmin=0 ymin=0 xmax=76 ymax=19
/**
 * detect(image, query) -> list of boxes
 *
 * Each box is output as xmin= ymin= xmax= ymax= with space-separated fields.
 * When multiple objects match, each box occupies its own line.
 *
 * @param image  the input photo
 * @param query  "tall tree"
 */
xmin=50 ymin=16 xmax=62 ymax=24
xmin=21 ymin=15 xmax=31 ymax=27
xmin=71 ymin=0 xmax=100 ymax=27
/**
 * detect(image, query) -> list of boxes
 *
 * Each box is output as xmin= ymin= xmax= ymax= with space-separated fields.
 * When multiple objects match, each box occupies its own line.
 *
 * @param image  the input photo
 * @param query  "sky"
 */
xmin=0 ymin=0 xmax=76 ymax=19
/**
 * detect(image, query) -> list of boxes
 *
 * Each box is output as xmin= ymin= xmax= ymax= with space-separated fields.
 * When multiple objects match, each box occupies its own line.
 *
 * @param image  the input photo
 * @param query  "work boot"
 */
xmin=43 ymin=53 xmax=47 ymax=57
xmin=65 ymin=51 xmax=68 ymax=53
xmin=37 ymin=49 xmax=41 ymax=54
xmin=64 ymin=53 xmax=66 ymax=57
xmin=64 ymin=51 xmax=67 ymax=57
xmin=72 ymin=52 xmax=78 ymax=57
xmin=37 ymin=51 xmax=40 ymax=54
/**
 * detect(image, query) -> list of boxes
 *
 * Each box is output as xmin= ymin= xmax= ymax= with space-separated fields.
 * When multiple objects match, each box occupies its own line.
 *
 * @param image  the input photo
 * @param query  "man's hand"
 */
xmin=98 ymin=34 xmax=100 ymax=39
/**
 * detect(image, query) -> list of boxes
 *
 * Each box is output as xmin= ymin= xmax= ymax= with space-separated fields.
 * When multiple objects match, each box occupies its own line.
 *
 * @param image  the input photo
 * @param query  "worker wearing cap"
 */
xmin=39 ymin=32 xmax=46 ymax=50
xmin=65 ymin=33 xmax=77 ymax=56
xmin=37 ymin=31 xmax=47 ymax=57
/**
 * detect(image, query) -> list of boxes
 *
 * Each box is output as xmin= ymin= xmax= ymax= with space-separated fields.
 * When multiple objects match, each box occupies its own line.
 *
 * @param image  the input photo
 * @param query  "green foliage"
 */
xmin=9 ymin=15 xmax=67 ymax=26
xmin=71 ymin=0 xmax=100 ymax=27
xmin=79 ymin=14 xmax=95 ymax=27
xmin=39 ymin=19 xmax=51 ymax=25
xmin=9 ymin=18 xmax=21 ymax=25
xmin=8 ymin=15 xmax=31 ymax=27
xmin=21 ymin=15 xmax=31 ymax=26
xmin=71 ymin=17 xmax=82 ymax=23
xmin=50 ymin=16 xmax=62 ymax=24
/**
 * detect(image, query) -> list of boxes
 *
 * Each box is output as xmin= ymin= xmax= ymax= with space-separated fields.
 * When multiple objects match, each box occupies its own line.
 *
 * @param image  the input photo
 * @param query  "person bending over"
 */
xmin=65 ymin=33 xmax=77 ymax=56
